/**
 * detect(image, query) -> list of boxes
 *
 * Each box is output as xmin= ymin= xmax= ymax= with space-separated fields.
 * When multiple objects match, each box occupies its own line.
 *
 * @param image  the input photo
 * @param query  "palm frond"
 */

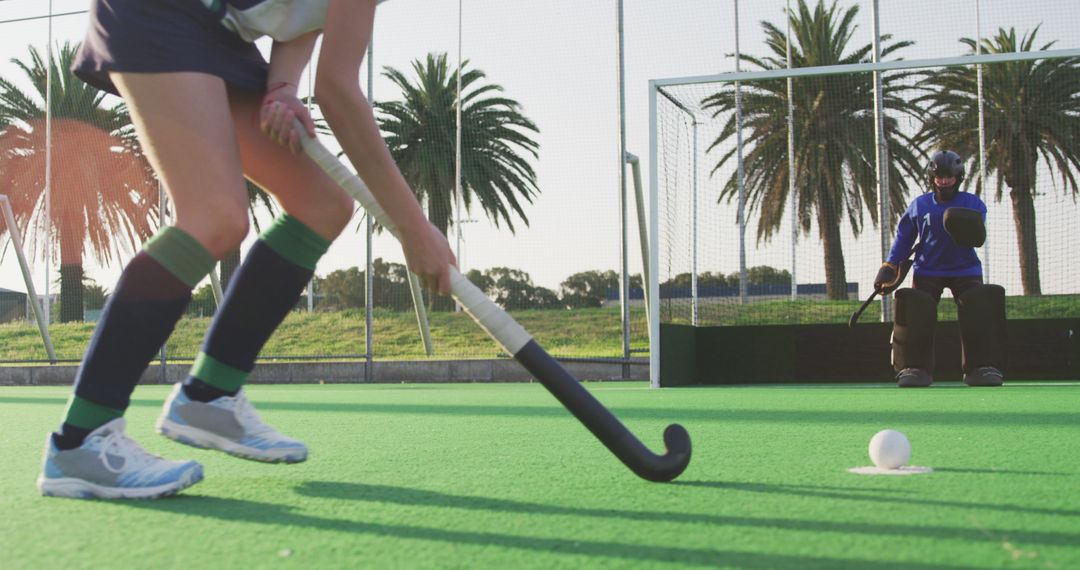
xmin=373 ymin=53 xmax=540 ymax=235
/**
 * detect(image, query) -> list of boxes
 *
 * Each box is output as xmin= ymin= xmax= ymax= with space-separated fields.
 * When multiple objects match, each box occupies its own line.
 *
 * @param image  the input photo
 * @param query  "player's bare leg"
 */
xmin=112 ymin=72 xmax=252 ymax=256
xmin=157 ymin=89 xmax=352 ymax=463
xmin=41 ymin=71 xmax=247 ymax=498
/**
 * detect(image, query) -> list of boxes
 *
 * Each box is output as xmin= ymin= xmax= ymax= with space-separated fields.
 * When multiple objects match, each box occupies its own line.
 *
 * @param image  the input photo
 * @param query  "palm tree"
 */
xmin=375 ymin=53 xmax=540 ymax=237
xmin=0 ymin=43 xmax=157 ymax=321
xmin=700 ymin=0 xmax=924 ymax=299
xmin=916 ymin=27 xmax=1080 ymax=295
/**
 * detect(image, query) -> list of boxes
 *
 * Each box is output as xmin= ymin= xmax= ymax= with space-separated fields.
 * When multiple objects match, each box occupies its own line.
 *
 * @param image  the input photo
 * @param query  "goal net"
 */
xmin=650 ymin=49 xmax=1080 ymax=330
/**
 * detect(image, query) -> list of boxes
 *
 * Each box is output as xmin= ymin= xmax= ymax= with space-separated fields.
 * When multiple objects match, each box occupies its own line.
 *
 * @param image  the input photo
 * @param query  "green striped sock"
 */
xmin=144 ymin=226 xmax=218 ymax=288
xmin=189 ymin=214 xmax=330 ymax=393
xmin=259 ymin=213 xmax=331 ymax=271
xmin=65 ymin=225 xmax=215 ymax=429
xmin=63 ymin=396 xmax=123 ymax=431
xmin=190 ymin=352 xmax=250 ymax=393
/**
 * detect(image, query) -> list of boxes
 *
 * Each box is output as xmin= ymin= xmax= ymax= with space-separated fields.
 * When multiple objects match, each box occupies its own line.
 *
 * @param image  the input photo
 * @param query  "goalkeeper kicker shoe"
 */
xmin=896 ymin=368 xmax=933 ymax=388
xmin=964 ymin=366 xmax=1004 ymax=387
xmin=37 ymin=418 xmax=203 ymax=499
xmin=156 ymin=383 xmax=308 ymax=463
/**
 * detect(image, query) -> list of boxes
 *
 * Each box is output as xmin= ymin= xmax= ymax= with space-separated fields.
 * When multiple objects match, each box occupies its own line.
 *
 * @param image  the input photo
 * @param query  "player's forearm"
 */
xmin=886 ymin=217 xmax=916 ymax=264
xmin=267 ymin=31 xmax=320 ymax=88
xmin=317 ymin=78 xmax=428 ymax=235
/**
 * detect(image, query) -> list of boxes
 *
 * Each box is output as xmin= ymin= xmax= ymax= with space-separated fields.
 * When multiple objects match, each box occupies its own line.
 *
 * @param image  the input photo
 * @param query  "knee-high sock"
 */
xmin=186 ymin=214 xmax=329 ymax=396
xmin=62 ymin=227 xmax=216 ymax=436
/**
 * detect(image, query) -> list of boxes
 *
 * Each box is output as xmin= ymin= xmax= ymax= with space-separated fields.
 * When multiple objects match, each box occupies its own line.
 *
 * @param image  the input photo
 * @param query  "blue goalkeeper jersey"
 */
xmin=887 ymin=191 xmax=986 ymax=277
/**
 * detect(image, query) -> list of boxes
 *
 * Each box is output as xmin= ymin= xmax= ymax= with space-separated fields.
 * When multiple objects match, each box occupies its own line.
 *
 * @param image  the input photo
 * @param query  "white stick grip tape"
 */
xmin=298 ymin=128 xmax=398 ymax=237
xmin=299 ymin=127 xmax=532 ymax=355
xmin=449 ymin=267 xmax=531 ymax=354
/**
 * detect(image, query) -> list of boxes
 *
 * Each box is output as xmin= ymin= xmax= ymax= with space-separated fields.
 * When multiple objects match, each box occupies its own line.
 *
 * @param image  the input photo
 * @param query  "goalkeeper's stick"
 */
xmin=849 ymin=259 xmax=913 ymax=328
xmin=300 ymin=128 xmax=691 ymax=482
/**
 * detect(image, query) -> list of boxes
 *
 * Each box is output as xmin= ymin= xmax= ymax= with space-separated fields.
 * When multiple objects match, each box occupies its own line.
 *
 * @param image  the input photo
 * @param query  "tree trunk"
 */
xmin=1010 ymin=186 xmax=1041 ymax=295
xmin=816 ymin=193 xmax=848 ymax=300
xmin=426 ymin=196 xmax=456 ymax=312
xmin=220 ymin=248 xmax=241 ymax=292
xmin=59 ymin=264 xmax=84 ymax=323
xmin=428 ymin=200 xmax=452 ymax=235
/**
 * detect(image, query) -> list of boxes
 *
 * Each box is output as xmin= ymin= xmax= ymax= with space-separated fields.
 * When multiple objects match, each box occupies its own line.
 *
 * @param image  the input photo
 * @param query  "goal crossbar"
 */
xmin=651 ymin=47 xmax=1080 ymax=89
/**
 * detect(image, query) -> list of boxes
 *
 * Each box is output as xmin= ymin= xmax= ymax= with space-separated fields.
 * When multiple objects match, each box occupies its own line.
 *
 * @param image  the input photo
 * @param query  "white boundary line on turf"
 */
xmin=671 ymin=382 xmax=1080 ymax=389
xmin=849 ymin=466 xmax=934 ymax=476
xmin=14 ymin=381 xmax=1080 ymax=388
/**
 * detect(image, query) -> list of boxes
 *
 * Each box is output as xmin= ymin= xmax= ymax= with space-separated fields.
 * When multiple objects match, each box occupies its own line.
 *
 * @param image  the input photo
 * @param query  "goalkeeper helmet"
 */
xmin=928 ymin=150 xmax=965 ymax=201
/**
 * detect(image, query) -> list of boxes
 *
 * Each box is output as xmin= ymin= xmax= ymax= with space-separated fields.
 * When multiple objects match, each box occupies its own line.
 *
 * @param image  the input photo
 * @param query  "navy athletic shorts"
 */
xmin=72 ymin=0 xmax=268 ymax=96
xmin=912 ymin=274 xmax=984 ymax=304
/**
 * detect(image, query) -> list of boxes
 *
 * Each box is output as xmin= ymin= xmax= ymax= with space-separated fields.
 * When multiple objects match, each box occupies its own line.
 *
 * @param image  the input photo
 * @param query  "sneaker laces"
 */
xmin=98 ymin=429 xmax=165 ymax=474
xmin=233 ymin=391 xmax=275 ymax=436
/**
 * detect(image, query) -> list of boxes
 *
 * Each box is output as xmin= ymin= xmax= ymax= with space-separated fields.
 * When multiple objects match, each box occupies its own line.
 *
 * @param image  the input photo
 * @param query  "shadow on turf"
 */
xmin=674 ymin=480 xmax=1080 ymax=519
xmin=113 ymin=494 xmax=973 ymax=570
xmin=3 ymin=395 xmax=1078 ymax=428
xmin=931 ymin=467 xmax=1067 ymax=476
xmin=288 ymin=481 xmax=1080 ymax=547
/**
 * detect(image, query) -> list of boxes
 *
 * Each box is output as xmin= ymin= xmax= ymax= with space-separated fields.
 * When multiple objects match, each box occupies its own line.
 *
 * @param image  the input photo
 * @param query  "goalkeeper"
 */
xmin=873 ymin=150 xmax=1006 ymax=388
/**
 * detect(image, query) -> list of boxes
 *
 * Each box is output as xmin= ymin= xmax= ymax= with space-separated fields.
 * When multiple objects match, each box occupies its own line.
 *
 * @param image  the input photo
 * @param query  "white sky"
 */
xmin=0 ymin=0 xmax=1078 ymax=299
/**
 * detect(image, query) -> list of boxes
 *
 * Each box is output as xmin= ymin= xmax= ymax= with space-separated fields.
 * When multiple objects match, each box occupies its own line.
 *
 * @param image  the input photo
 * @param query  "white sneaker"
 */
xmin=156 ymin=384 xmax=307 ymax=463
xmin=37 ymin=418 xmax=203 ymax=499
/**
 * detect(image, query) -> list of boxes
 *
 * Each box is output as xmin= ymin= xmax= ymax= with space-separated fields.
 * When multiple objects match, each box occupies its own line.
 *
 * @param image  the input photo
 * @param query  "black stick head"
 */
xmin=849 ymin=293 xmax=877 ymax=329
xmin=652 ymin=423 xmax=692 ymax=482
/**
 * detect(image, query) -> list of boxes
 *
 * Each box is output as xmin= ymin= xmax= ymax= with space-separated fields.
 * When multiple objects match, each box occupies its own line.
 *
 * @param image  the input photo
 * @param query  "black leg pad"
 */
xmin=892 ymin=288 xmax=937 ymax=372
xmin=957 ymin=284 xmax=1007 ymax=373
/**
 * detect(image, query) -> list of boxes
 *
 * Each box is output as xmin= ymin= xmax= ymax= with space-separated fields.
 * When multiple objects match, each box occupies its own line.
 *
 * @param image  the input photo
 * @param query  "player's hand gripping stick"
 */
xmin=849 ymin=259 xmax=913 ymax=328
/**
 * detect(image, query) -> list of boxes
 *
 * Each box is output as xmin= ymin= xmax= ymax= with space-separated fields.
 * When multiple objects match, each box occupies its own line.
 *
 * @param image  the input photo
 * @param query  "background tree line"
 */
xmin=310 ymin=263 xmax=629 ymax=312
xmin=301 ymin=263 xmax=788 ymax=313
xmin=70 ymin=261 xmax=793 ymax=317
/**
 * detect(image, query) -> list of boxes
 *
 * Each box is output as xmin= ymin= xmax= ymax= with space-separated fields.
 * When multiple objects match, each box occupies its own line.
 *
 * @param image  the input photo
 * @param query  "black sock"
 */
xmin=188 ymin=215 xmax=329 ymax=395
xmin=71 ymin=253 xmax=197 ymax=411
xmin=53 ymin=424 xmax=94 ymax=451
xmin=66 ymin=228 xmax=214 ymax=420
xmin=181 ymin=377 xmax=237 ymax=402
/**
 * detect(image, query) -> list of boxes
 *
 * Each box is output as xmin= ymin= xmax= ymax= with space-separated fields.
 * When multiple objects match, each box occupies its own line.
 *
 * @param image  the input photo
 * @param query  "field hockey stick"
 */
xmin=849 ymin=259 xmax=913 ymax=328
xmin=299 ymin=127 xmax=691 ymax=482
xmin=848 ymin=290 xmax=880 ymax=329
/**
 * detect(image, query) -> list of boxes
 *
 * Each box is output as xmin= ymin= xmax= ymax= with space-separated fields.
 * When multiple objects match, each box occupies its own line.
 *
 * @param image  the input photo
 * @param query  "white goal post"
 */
xmin=0 ymin=195 xmax=56 ymax=362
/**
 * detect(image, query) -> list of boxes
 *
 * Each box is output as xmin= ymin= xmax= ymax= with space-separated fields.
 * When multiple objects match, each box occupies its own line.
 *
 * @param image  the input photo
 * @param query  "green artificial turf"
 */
xmin=1 ymin=381 xmax=1078 ymax=569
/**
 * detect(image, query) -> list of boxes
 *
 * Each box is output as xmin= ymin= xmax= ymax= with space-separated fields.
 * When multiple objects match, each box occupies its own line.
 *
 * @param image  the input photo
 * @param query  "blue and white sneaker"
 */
xmin=37 ymin=418 xmax=203 ymax=500
xmin=156 ymin=383 xmax=307 ymax=463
